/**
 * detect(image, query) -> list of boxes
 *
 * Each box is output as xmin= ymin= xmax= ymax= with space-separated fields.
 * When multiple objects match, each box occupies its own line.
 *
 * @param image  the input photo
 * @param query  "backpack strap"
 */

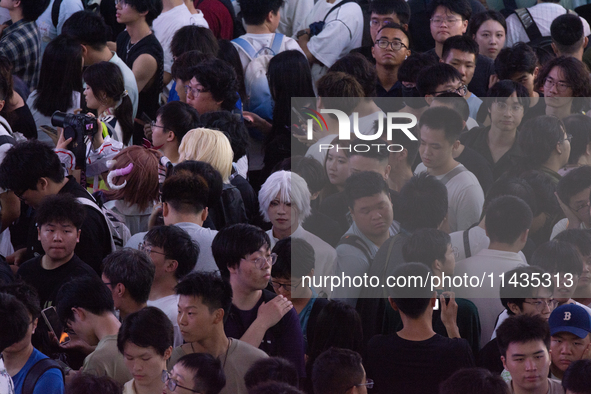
xmin=322 ymin=0 xmax=356 ymax=23
xmin=440 ymin=165 xmax=468 ymax=186
xmin=338 ymin=234 xmax=372 ymax=266
xmin=52 ymin=0 xmax=65 ymax=28
xmin=22 ymin=358 xmax=64 ymax=394
xmin=0 ymin=135 xmax=16 ymax=147
xmin=232 ymin=37 xmax=256 ymax=60
xmin=269 ymin=33 xmax=284 ymax=56
xmin=463 ymin=228 xmax=471 ymax=259
xmin=75 ymin=196 xmax=118 ymax=251
xmin=515 ymin=7 xmax=543 ymax=42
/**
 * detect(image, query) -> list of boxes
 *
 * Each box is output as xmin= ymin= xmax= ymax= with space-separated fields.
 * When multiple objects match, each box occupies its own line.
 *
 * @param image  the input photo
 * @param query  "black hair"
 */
xmin=62 ymin=11 xmax=109 ymax=50
xmin=376 ymin=23 xmax=411 ymax=46
xmin=369 ymin=0 xmax=410 ymax=25
xmin=389 ymin=263 xmax=434 ymax=318
xmin=428 ymin=0 xmax=471 ymax=20
xmin=155 ymin=101 xmax=201 ymax=144
xmin=483 ymin=176 xmax=538 ymax=216
xmin=55 ymin=277 xmax=115 ymax=325
xmin=441 ymin=35 xmax=479 ymax=61
xmin=419 ymin=105 xmax=463 ymax=144
xmin=519 ymin=170 xmax=561 ymax=219
xmin=0 ymin=281 xmax=41 ymax=320
xmin=171 ymin=51 xmax=215 ymax=83
xmin=65 ymin=374 xmax=122 ymax=394
xmin=271 ymin=237 xmax=315 ymax=280
xmin=199 ymin=111 xmax=249 ymax=160
xmin=238 ymin=0 xmax=283 ymax=25
xmin=249 ymin=382 xmax=304 ymax=394
xmin=485 ymin=196 xmax=532 ymax=244
xmin=312 ymin=348 xmax=364 ymax=394
xmin=175 ymin=271 xmax=233 ymax=317
xmin=83 ymin=62 xmax=134 ymax=145
xmin=531 ymin=240 xmax=583 ymax=276
xmin=162 ymin=171 xmax=210 ymax=214
xmin=534 ymin=57 xmax=591 ymax=106
xmin=397 ymin=172 xmax=448 ymax=231
xmin=316 ymin=72 xmax=363 ymax=115
xmin=344 ymin=171 xmax=390 ymax=210
xmin=0 ymin=56 xmax=12 ymax=106
xmin=144 ymin=226 xmax=199 ymax=280
xmin=124 ymin=0 xmax=162 ymax=25
xmin=562 ymin=359 xmax=591 ymax=394
xmin=191 ymin=59 xmax=238 ymax=112
xmin=34 ymin=35 xmax=83 ymax=117
xmin=35 ymin=194 xmax=86 ymax=230
xmin=328 ymin=52 xmax=378 ymax=97
xmin=556 ymin=166 xmax=591 ymax=206
xmin=0 ymin=293 xmax=29 ymax=352
xmin=20 ymin=0 xmax=50 ymax=21
xmin=551 ymin=13 xmax=585 ymax=55
xmin=398 ymin=52 xmax=439 ymax=84
xmin=440 ymin=368 xmax=511 ymax=394
xmin=563 ymin=115 xmax=591 ymax=165
xmin=469 ymin=10 xmax=507 ymax=37
xmin=485 ymin=80 xmax=530 ymax=112
xmin=176 ymin=353 xmax=226 ymax=394
xmin=500 ymin=266 xmax=548 ymax=315
xmin=171 ymin=26 xmax=219 ymax=59
xmin=244 ymin=357 xmax=299 ymax=389
xmin=518 ymin=115 xmax=565 ymax=170
xmin=172 ymin=161 xmax=224 ymax=209
xmin=346 ymin=138 xmax=390 ymax=162
xmin=432 ymin=93 xmax=470 ymax=122
xmin=372 ymin=120 xmax=419 ymax=166
xmin=496 ymin=314 xmax=550 ymax=357
xmin=495 ymin=43 xmax=538 ymax=80
xmin=212 ymin=223 xmax=270 ymax=279
xmin=217 ymin=39 xmax=247 ymax=103
xmin=117 ymin=306 xmax=174 ymax=356
xmin=554 ymin=229 xmax=591 ymax=258
xmin=0 ymin=140 xmax=65 ymax=195
xmin=101 ymin=249 xmax=155 ymax=304
xmin=402 ymin=228 xmax=450 ymax=268
xmin=416 ymin=63 xmax=462 ymax=97
xmin=288 ymin=156 xmax=328 ymax=196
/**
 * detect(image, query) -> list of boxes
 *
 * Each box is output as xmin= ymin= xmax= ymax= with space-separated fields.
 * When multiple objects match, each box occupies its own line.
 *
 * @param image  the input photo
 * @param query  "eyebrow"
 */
xmin=511 ymin=350 xmax=545 ymax=357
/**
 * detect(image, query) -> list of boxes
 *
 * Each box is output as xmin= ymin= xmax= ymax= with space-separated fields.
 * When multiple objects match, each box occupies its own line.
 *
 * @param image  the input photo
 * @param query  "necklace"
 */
xmin=190 ymin=338 xmax=232 ymax=368
xmin=126 ymin=39 xmax=136 ymax=54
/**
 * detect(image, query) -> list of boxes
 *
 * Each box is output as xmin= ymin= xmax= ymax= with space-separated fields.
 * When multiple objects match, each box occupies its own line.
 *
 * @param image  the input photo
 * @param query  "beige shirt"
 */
xmin=82 ymin=334 xmax=133 ymax=386
xmin=122 ymin=380 xmax=136 ymax=394
xmin=508 ymin=378 xmax=565 ymax=394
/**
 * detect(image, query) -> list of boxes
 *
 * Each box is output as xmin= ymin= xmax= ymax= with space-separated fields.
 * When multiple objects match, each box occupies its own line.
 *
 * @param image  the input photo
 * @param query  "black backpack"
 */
xmin=337 ymin=234 xmax=373 ymax=266
xmin=514 ymin=6 xmax=577 ymax=54
xmin=22 ymin=358 xmax=66 ymax=394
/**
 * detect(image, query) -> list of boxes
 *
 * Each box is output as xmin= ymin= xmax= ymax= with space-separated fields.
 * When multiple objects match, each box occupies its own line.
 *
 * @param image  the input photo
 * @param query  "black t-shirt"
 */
xmin=366 ymin=332 xmax=475 ymax=394
xmin=456 ymin=144 xmax=494 ymax=194
xmin=17 ymin=254 xmax=98 ymax=308
xmin=478 ymin=337 xmax=503 ymax=375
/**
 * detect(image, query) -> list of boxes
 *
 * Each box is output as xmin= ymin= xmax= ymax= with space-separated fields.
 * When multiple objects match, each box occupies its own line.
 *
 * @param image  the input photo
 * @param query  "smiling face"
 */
xmin=474 ymin=19 xmax=506 ymax=60
xmin=430 ymin=6 xmax=468 ymax=44
xmin=38 ymin=221 xmax=80 ymax=264
xmin=502 ymin=340 xmax=551 ymax=392
xmin=550 ymin=332 xmax=591 ymax=372
xmin=123 ymin=342 xmax=170 ymax=390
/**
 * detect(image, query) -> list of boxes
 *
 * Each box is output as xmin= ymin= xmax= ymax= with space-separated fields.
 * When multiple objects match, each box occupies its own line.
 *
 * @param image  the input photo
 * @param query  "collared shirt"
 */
xmin=376 ymin=80 xmax=402 ymax=98
xmin=0 ymin=19 xmax=41 ymax=89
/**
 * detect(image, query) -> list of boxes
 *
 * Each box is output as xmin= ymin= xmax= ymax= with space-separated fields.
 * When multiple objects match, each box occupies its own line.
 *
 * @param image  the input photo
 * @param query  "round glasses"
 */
xmin=522 ymin=299 xmax=555 ymax=311
xmin=430 ymin=17 xmax=461 ymax=26
xmin=543 ymin=77 xmax=571 ymax=93
xmin=242 ymin=253 xmax=278 ymax=269
xmin=139 ymin=242 xmax=167 ymax=256
xmin=162 ymin=370 xmax=201 ymax=393
xmin=270 ymin=279 xmax=302 ymax=292
xmin=433 ymin=85 xmax=467 ymax=97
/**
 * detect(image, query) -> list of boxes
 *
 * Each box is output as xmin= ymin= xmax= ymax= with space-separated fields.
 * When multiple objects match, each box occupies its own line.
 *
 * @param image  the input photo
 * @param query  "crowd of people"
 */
xmin=2 ymin=0 xmax=591 ymax=392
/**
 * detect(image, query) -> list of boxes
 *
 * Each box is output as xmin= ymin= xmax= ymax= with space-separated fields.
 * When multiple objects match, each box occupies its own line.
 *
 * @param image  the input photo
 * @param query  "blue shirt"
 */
xmin=12 ymin=349 xmax=64 ymax=394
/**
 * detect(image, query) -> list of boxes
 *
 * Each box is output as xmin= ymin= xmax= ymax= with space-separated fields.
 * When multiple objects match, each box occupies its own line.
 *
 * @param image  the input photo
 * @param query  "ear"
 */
xmin=115 ymin=283 xmax=126 ymax=298
xmin=584 ymin=36 xmax=589 ymax=49
xmin=163 ymin=346 xmax=173 ymax=361
xmin=461 ymin=19 xmax=468 ymax=34
xmin=533 ymin=66 xmax=539 ymax=80
xmin=501 ymin=355 xmax=507 ymax=371
xmin=13 ymin=0 xmax=21 ymax=8
xmin=72 ymin=307 xmax=87 ymax=321
xmin=383 ymin=164 xmax=391 ymax=180
xmin=266 ymin=10 xmax=275 ymax=23
xmin=76 ymin=229 xmax=81 ymax=243
xmin=507 ymin=302 xmax=522 ymax=315
xmin=310 ymin=191 xmax=320 ymax=201
xmin=452 ymin=139 xmax=461 ymax=150
xmin=586 ymin=142 xmax=591 ymax=156
xmin=403 ymin=23 xmax=409 ymax=31
xmin=0 ymin=100 xmax=5 ymax=112
xmin=425 ymin=95 xmax=435 ymax=105
xmin=32 ymin=317 xmax=38 ymax=333
xmin=551 ymin=42 xmax=558 ymax=56
xmin=166 ymin=130 xmax=176 ymax=143
xmin=388 ymin=297 xmax=399 ymax=311
xmin=201 ymin=207 xmax=208 ymax=222
xmin=165 ymin=259 xmax=179 ymax=273
xmin=162 ymin=201 xmax=169 ymax=217
xmin=520 ymin=228 xmax=529 ymax=244
xmin=371 ymin=45 xmax=376 ymax=59
xmin=38 ymin=227 xmax=41 ymax=241
xmin=213 ymin=308 xmax=225 ymax=325
xmin=38 ymin=177 xmax=49 ymax=191
xmin=432 ymin=259 xmax=443 ymax=273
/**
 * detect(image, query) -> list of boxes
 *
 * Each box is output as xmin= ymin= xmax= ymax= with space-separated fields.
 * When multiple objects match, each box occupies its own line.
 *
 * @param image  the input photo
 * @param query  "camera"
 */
xmin=51 ymin=111 xmax=99 ymax=169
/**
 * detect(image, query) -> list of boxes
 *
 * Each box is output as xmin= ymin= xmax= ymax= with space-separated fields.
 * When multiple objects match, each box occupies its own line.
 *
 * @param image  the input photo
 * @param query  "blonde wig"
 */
xmin=178 ymin=128 xmax=234 ymax=182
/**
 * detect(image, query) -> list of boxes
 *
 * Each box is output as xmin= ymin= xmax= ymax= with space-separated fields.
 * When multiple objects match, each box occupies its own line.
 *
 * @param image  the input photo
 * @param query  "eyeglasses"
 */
xmin=150 ymin=121 xmax=167 ymax=131
xmin=375 ymin=38 xmax=408 ymax=51
xmin=10 ymin=189 xmax=26 ymax=200
xmin=430 ymin=17 xmax=461 ymax=26
xmin=544 ymin=77 xmax=571 ymax=93
xmin=560 ymin=133 xmax=573 ymax=143
xmin=370 ymin=19 xmax=396 ymax=28
xmin=270 ymin=279 xmax=302 ymax=292
xmin=184 ymin=85 xmax=209 ymax=98
xmin=493 ymin=101 xmax=524 ymax=114
xmin=138 ymin=242 xmax=167 ymax=256
xmin=349 ymin=379 xmax=375 ymax=390
xmin=114 ymin=0 xmax=128 ymax=6
xmin=162 ymin=370 xmax=201 ymax=393
xmin=242 ymin=253 xmax=278 ymax=269
xmin=432 ymin=85 xmax=467 ymax=97
xmin=571 ymin=201 xmax=591 ymax=213
xmin=522 ymin=299 xmax=555 ymax=311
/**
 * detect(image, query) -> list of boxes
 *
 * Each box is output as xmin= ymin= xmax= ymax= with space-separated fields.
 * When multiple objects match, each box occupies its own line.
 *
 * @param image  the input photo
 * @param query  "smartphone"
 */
xmin=41 ymin=306 xmax=70 ymax=344
xmin=291 ymin=106 xmax=306 ymax=123
xmin=291 ymin=107 xmax=308 ymax=136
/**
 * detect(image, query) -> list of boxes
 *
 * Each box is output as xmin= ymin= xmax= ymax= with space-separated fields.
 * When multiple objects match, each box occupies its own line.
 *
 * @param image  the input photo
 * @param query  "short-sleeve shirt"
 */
xmin=11 ymin=348 xmax=64 ymax=394
xmin=0 ymin=20 xmax=41 ymax=89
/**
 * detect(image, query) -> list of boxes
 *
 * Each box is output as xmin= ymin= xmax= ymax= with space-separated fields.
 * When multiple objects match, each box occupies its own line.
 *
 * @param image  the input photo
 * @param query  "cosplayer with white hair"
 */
xmin=259 ymin=171 xmax=337 ymax=296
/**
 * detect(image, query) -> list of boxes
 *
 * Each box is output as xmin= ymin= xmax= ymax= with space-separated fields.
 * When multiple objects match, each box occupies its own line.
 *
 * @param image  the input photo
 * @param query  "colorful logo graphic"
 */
xmin=300 ymin=107 xmax=328 ymax=133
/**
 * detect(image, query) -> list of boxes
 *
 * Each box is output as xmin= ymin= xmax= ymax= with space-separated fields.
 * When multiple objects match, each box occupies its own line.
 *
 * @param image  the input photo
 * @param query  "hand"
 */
xmin=6 ymin=248 xmax=27 ymax=266
xmin=148 ymin=203 xmax=163 ymax=229
xmin=489 ymin=74 xmax=499 ymax=89
xmin=256 ymin=295 xmax=293 ymax=330
xmin=144 ymin=122 xmax=153 ymax=141
xmin=555 ymin=192 xmax=582 ymax=230
xmin=243 ymin=111 xmax=272 ymax=134
xmin=56 ymin=127 xmax=72 ymax=150
xmin=59 ymin=335 xmax=95 ymax=355
xmin=440 ymin=291 xmax=459 ymax=336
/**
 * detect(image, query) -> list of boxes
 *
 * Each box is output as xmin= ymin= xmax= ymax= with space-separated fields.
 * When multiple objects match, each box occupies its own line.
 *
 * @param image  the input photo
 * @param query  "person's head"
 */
xmin=551 ymin=14 xmax=587 ymax=58
xmin=397 ymin=52 xmax=439 ymax=94
xmin=324 ymin=137 xmax=352 ymax=191
xmin=62 ymin=11 xmax=110 ymax=53
xmin=101 ymin=249 xmax=155 ymax=310
xmin=115 ymin=0 xmax=162 ymax=26
xmin=259 ymin=171 xmax=311 ymax=233
xmin=428 ymin=0 xmax=470 ymax=44
xmin=430 ymin=93 xmax=470 ymax=123
xmin=199 ymin=111 xmax=248 ymax=162
xmin=248 ymin=382 xmax=304 ymax=394
xmin=368 ymin=0 xmax=410 ymax=41
xmin=500 ymin=266 xmax=553 ymax=319
xmin=376 ymin=121 xmax=419 ymax=172
xmin=2 ymin=0 xmax=49 ymax=21
xmin=518 ymin=115 xmax=569 ymax=170
xmin=441 ymin=35 xmax=478 ymax=86
xmin=486 ymin=80 xmax=529 ymax=133
xmin=35 ymin=194 xmax=85 ymax=262
xmin=496 ymin=314 xmax=551 ymax=392
xmin=554 ymin=229 xmax=591 ymax=293
xmin=212 ymin=224 xmax=271 ymax=284
xmin=316 ymin=73 xmax=363 ymax=116
xmin=346 ymin=138 xmax=391 ymax=179
xmin=388 ymin=263 xmax=436 ymax=319
xmin=562 ymin=359 xmax=591 ymax=394
xmin=143 ymin=225 xmax=199 ymax=282
xmin=171 ymin=51 xmax=215 ymax=103
xmin=440 ymin=368 xmax=511 ymax=394
xmin=187 ymin=59 xmax=238 ymax=113
xmin=372 ymin=24 xmax=411 ymax=69
xmin=65 ymin=374 xmax=122 ymax=394
xmin=153 ymin=101 xmax=201 ymax=149
xmin=535 ymin=56 xmax=591 ymax=113
xmin=175 ymin=271 xmax=233 ymax=342
xmin=161 ymin=171 xmax=210 ymax=221
xmin=416 ymin=63 xmax=464 ymax=102
xmin=549 ymin=304 xmax=591 ymax=373
xmin=217 ymin=40 xmax=246 ymax=103
xmin=531 ymin=240 xmax=583 ymax=303
xmin=418 ymin=106 xmax=463 ymax=171
xmin=0 ymin=292 xmax=29 ymax=353
xmin=178 ymin=128 xmax=233 ymax=182
xmin=563 ymin=115 xmax=591 ymax=166
xmin=83 ymin=61 xmax=134 ymax=145
xmin=402 ymin=228 xmax=454 ymax=276
xmin=244 ymin=357 xmax=298 ymax=389
xmin=166 ymin=353 xmax=226 ymax=394
xmin=238 ymin=0 xmax=282 ymax=28
xmin=170 ymin=26 xmax=218 ymax=60
xmin=0 ymin=283 xmax=40 ymax=353
xmin=288 ymin=156 xmax=328 ymax=200
xmin=345 ymin=171 xmax=393 ymax=239
xmin=312 ymin=348 xmax=368 ymax=394
xmin=484 ymin=195 xmax=532 ymax=246
xmin=556 ymin=166 xmax=591 ymax=227
xmin=495 ymin=43 xmax=539 ymax=97
xmin=482 ymin=176 xmax=538 ymax=220
xmin=55 ymin=277 xmax=115 ymax=345
xmin=396 ymin=172 xmax=448 ymax=231
xmin=469 ymin=10 xmax=506 ymax=60
xmin=171 ymin=161 xmax=223 ymax=210
xmin=328 ymin=53 xmax=378 ymax=98
xmin=270 ymin=237 xmax=315 ymax=301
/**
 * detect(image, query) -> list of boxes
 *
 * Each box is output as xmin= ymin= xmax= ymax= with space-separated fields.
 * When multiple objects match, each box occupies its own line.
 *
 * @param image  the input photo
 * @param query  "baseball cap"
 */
xmin=549 ymin=304 xmax=591 ymax=339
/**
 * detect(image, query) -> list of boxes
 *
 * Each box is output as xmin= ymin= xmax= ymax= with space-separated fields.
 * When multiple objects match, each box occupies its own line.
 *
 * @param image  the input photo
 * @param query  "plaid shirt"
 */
xmin=0 ymin=20 xmax=41 ymax=90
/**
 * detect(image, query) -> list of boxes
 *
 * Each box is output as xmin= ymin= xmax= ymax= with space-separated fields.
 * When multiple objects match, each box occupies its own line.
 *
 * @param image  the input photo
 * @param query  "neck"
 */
xmin=164 ymin=211 xmax=204 ymax=227
xmin=149 ymin=276 xmax=177 ymax=301
xmin=488 ymin=241 xmax=522 ymax=254
xmin=9 ymin=7 xmax=23 ymax=23
xmin=119 ymin=302 xmax=147 ymax=321
xmin=551 ymin=363 xmax=564 ymax=381
xmin=376 ymin=64 xmax=399 ymax=92
xmin=513 ymin=378 xmax=549 ymax=394
xmin=434 ymin=42 xmax=443 ymax=58
xmin=41 ymin=253 xmax=74 ymax=270
xmin=545 ymin=102 xmax=572 ymax=119
xmin=292 ymin=288 xmax=313 ymax=314
xmin=133 ymin=378 xmax=165 ymax=394
xmin=272 ymin=224 xmax=298 ymax=240
xmin=184 ymin=0 xmax=198 ymax=13
xmin=94 ymin=313 xmax=122 ymax=342
xmin=397 ymin=312 xmax=436 ymax=341
xmin=488 ymin=126 xmax=517 ymax=147
xmin=3 ymin=343 xmax=34 ymax=376
xmin=125 ymin=20 xmax=152 ymax=43
xmin=246 ymin=24 xmax=273 ymax=34
xmin=160 ymin=143 xmax=180 ymax=164
xmin=88 ymin=47 xmax=115 ymax=65
xmin=194 ymin=330 xmax=230 ymax=358
xmin=427 ymin=159 xmax=458 ymax=177
xmin=230 ymin=279 xmax=262 ymax=311
xmin=353 ymin=99 xmax=381 ymax=118
xmin=162 ymin=0 xmax=183 ymax=12
xmin=365 ymin=229 xmax=390 ymax=249
xmin=388 ymin=168 xmax=413 ymax=192
xmin=542 ymin=156 xmax=563 ymax=174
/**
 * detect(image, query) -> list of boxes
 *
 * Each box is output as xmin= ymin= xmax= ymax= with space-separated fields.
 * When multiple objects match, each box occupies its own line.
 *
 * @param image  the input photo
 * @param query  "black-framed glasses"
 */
xmin=544 ymin=77 xmax=571 ymax=93
xmin=270 ymin=278 xmax=302 ymax=292
xmin=375 ymin=38 xmax=408 ymax=51
xmin=150 ymin=121 xmax=167 ymax=131
xmin=571 ymin=201 xmax=590 ymax=213
xmin=242 ymin=253 xmax=278 ymax=269
xmin=10 ymin=189 xmax=26 ymax=200
xmin=114 ymin=0 xmax=128 ymax=6
xmin=139 ymin=242 xmax=167 ymax=256
xmin=432 ymin=85 xmax=467 ymax=97
xmin=349 ymin=379 xmax=374 ymax=390
xmin=162 ymin=370 xmax=201 ymax=393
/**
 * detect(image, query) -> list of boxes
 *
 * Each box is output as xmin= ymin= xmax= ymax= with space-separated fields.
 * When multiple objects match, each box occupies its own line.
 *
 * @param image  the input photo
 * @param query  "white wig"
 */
xmin=258 ymin=171 xmax=311 ymax=224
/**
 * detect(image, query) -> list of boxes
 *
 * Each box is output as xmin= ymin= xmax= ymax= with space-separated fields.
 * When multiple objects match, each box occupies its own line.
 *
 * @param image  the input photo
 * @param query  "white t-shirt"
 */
xmin=232 ymin=33 xmax=304 ymax=75
xmin=449 ymin=225 xmax=528 ymax=264
xmin=415 ymin=163 xmax=485 ymax=232
xmin=148 ymin=295 xmax=183 ymax=347
xmin=302 ymin=0 xmax=363 ymax=83
xmin=278 ymin=0 xmax=314 ymax=37
xmin=153 ymin=4 xmax=209 ymax=74
xmin=36 ymin=0 xmax=84 ymax=55
xmin=26 ymin=90 xmax=81 ymax=147
xmin=550 ymin=218 xmax=590 ymax=240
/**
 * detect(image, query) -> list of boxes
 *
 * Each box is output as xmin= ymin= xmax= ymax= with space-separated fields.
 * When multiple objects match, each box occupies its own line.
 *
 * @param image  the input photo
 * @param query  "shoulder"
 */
xmin=231 ymin=339 xmax=269 ymax=359
xmin=17 ymin=256 xmax=42 ymax=274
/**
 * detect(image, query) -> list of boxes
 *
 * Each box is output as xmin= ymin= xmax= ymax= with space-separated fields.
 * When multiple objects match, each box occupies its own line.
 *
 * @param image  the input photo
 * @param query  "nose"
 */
xmin=178 ymin=312 xmax=187 ymax=326
xmin=524 ymin=358 xmax=536 ymax=371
